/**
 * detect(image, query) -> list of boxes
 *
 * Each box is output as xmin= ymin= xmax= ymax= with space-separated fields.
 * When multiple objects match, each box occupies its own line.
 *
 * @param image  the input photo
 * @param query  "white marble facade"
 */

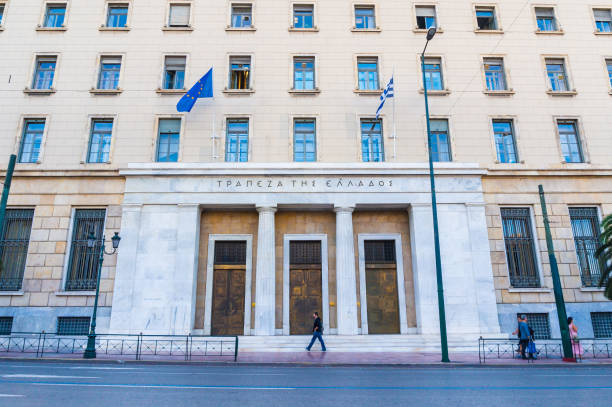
xmin=109 ymin=163 xmax=501 ymax=337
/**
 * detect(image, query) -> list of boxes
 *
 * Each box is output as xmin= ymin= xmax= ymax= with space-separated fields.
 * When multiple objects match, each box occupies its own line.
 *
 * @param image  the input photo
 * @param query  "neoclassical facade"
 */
xmin=0 ymin=0 xmax=611 ymax=344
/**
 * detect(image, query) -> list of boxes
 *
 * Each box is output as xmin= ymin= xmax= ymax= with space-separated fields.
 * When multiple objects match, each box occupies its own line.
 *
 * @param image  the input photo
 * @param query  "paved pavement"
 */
xmin=1 ymin=360 xmax=612 ymax=406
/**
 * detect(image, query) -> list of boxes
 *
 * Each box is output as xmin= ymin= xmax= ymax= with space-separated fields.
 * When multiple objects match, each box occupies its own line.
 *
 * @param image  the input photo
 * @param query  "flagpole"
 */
xmin=212 ymin=110 xmax=217 ymax=160
xmin=392 ymin=67 xmax=397 ymax=159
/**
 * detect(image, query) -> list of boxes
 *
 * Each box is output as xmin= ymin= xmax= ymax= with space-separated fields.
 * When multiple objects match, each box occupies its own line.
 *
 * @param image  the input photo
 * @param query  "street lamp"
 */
xmin=421 ymin=27 xmax=450 ymax=363
xmin=83 ymin=231 xmax=121 ymax=359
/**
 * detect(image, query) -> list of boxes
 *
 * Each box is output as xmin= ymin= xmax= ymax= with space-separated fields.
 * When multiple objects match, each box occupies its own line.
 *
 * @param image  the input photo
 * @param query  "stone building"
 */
xmin=0 ymin=0 xmax=611 ymax=346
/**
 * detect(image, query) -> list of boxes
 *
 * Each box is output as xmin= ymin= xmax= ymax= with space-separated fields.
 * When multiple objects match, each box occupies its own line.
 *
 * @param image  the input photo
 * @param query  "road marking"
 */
xmin=538 ymin=374 xmax=612 ymax=377
xmin=0 ymin=394 xmax=25 ymax=397
xmin=30 ymin=383 xmax=295 ymax=391
xmin=67 ymin=367 xmax=141 ymax=371
xmin=2 ymin=375 xmax=100 ymax=379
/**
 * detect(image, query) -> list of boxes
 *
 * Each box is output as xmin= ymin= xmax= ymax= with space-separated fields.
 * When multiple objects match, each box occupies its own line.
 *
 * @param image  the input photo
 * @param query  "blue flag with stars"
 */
xmin=176 ymin=68 xmax=213 ymax=112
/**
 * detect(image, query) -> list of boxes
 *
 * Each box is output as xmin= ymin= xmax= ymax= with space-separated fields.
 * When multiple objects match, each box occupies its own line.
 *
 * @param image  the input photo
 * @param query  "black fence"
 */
xmin=0 ymin=332 xmax=239 ymax=361
xmin=479 ymin=337 xmax=612 ymax=363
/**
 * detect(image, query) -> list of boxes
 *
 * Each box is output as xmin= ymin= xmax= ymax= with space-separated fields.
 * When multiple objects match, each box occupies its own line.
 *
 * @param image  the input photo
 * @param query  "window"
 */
xmin=357 ymin=57 xmax=379 ymax=90
xmin=0 ymin=3 xmax=5 ymax=26
xmin=484 ymin=58 xmax=507 ymax=91
xmin=569 ymin=208 xmax=602 ymax=287
xmin=156 ymin=119 xmax=181 ymax=162
xmin=423 ymin=57 xmax=443 ymax=90
xmin=518 ymin=313 xmax=551 ymax=340
xmin=44 ymin=4 xmax=66 ymax=28
xmin=293 ymin=57 xmax=315 ymax=90
xmin=535 ymin=7 xmax=557 ymax=31
xmin=293 ymin=4 xmax=313 ymax=28
xmin=594 ymin=9 xmax=612 ymax=33
xmin=428 ymin=119 xmax=451 ymax=162
xmin=592 ymin=313 xmax=612 ymax=338
xmin=361 ymin=119 xmax=384 ymax=162
xmin=106 ymin=3 xmax=128 ymax=28
xmin=607 ymin=59 xmax=612 ymax=87
xmin=168 ymin=3 xmax=190 ymax=27
xmin=501 ymin=208 xmax=540 ymax=288
xmin=163 ymin=56 xmax=186 ymax=89
xmin=415 ymin=6 xmax=436 ymax=29
xmin=65 ymin=209 xmax=106 ymax=291
xmin=32 ymin=56 xmax=57 ymax=90
xmin=0 ymin=317 xmax=12 ymax=335
xmin=0 ymin=209 xmax=34 ymax=291
xmin=57 ymin=317 xmax=90 ymax=335
xmin=557 ymin=120 xmax=583 ymax=163
xmin=18 ymin=119 xmax=45 ymax=163
xmin=476 ymin=6 xmax=497 ymax=30
xmin=294 ymin=119 xmax=316 ymax=162
xmin=87 ymin=119 xmax=113 ymax=163
xmin=229 ymin=56 xmax=251 ymax=89
xmin=231 ymin=4 xmax=252 ymax=28
xmin=545 ymin=59 xmax=569 ymax=91
xmin=354 ymin=6 xmax=375 ymax=29
xmin=97 ymin=56 xmax=121 ymax=90
xmin=492 ymin=120 xmax=518 ymax=163
xmin=226 ymin=119 xmax=249 ymax=162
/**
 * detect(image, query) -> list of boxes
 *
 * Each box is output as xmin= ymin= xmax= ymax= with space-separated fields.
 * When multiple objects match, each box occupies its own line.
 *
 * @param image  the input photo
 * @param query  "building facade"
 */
xmin=1 ymin=0 xmax=611 ymax=344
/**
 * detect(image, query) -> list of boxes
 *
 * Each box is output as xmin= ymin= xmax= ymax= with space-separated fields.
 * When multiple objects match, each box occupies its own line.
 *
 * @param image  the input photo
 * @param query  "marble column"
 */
xmin=334 ymin=206 xmax=359 ymax=335
xmin=254 ymin=206 xmax=277 ymax=336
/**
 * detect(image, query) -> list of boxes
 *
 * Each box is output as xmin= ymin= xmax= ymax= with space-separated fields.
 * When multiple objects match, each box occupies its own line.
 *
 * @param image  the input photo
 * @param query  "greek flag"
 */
xmin=376 ymin=76 xmax=394 ymax=119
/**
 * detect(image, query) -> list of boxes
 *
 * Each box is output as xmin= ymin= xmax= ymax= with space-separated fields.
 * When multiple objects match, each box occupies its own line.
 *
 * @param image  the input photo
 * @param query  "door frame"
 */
xmin=204 ymin=234 xmax=253 ymax=336
xmin=283 ymin=234 xmax=329 ymax=335
xmin=357 ymin=233 xmax=409 ymax=335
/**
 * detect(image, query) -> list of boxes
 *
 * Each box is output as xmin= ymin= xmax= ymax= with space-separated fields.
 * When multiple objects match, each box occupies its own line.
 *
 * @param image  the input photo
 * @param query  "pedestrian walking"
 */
xmin=305 ymin=312 xmax=326 ymax=352
xmin=512 ymin=314 xmax=531 ymax=360
xmin=567 ymin=316 xmax=583 ymax=358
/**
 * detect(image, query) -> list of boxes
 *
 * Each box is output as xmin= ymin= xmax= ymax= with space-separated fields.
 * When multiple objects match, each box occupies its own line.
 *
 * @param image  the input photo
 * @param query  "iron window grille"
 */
xmin=65 ymin=209 xmax=106 ymax=291
xmin=231 ymin=4 xmax=252 ymax=28
xmin=57 ymin=317 xmax=90 ymax=335
xmin=44 ymin=4 xmax=66 ymax=28
xmin=492 ymin=120 xmax=518 ymax=163
xmin=357 ymin=57 xmax=379 ymax=90
xmin=429 ymin=119 xmax=452 ymax=162
xmin=293 ymin=4 xmax=313 ymax=29
xmin=501 ymin=208 xmax=540 ymax=288
xmin=535 ymin=8 xmax=557 ymax=31
xmin=415 ymin=6 xmax=436 ymax=29
xmin=214 ymin=241 xmax=247 ymax=265
xmin=229 ymin=56 xmax=251 ymax=90
xmin=225 ymin=119 xmax=249 ymax=162
xmin=557 ymin=120 xmax=583 ymax=163
xmin=32 ymin=56 xmax=57 ymax=90
xmin=290 ymin=241 xmax=322 ymax=265
xmin=0 ymin=317 xmax=13 ymax=335
xmin=163 ymin=56 xmax=186 ymax=90
xmin=360 ymin=119 xmax=384 ymax=162
xmin=87 ymin=119 xmax=113 ymax=163
xmin=0 ymin=209 xmax=34 ymax=291
xmin=518 ymin=313 xmax=551 ymax=340
xmin=19 ymin=119 xmax=45 ymax=164
xmin=98 ymin=56 xmax=121 ymax=90
xmin=364 ymin=240 xmax=396 ymax=264
xmin=354 ymin=6 xmax=375 ymax=29
xmin=484 ymin=58 xmax=507 ymax=91
xmin=476 ymin=7 xmax=497 ymax=30
xmin=107 ymin=4 xmax=128 ymax=27
xmin=156 ymin=119 xmax=181 ymax=162
xmin=569 ymin=208 xmax=602 ymax=287
xmin=423 ymin=57 xmax=443 ymax=91
xmin=592 ymin=312 xmax=612 ymax=338
xmin=594 ymin=9 xmax=612 ymax=33
xmin=294 ymin=119 xmax=316 ymax=162
xmin=545 ymin=59 xmax=569 ymax=91
xmin=293 ymin=57 xmax=315 ymax=90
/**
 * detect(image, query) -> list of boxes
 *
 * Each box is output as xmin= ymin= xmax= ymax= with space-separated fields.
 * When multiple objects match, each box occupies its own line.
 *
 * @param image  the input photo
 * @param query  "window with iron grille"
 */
xmin=0 ymin=209 xmax=34 ymax=291
xmin=592 ymin=312 xmax=612 ymax=338
xmin=57 ymin=317 xmax=90 ymax=335
xmin=364 ymin=240 xmax=396 ymax=264
xmin=569 ymin=208 xmax=602 ymax=287
xmin=290 ymin=241 xmax=321 ymax=265
xmin=518 ymin=313 xmax=551 ymax=339
xmin=214 ymin=241 xmax=247 ymax=265
xmin=0 ymin=317 xmax=13 ymax=335
xmin=501 ymin=208 xmax=540 ymax=288
xmin=65 ymin=209 xmax=106 ymax=291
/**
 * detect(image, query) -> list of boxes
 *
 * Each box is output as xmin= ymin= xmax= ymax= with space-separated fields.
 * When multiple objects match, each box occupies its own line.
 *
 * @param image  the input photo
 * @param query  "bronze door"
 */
xmin=289 ymin=241 xmax=322 ymax=335
xmin=364 ymin=240 xmax=400 ymax=334
xmin=211 ymin=241 xmax=247 ymax=336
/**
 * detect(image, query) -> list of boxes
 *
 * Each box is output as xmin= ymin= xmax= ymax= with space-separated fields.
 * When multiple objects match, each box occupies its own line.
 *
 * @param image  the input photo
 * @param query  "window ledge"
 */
xmin=354 ymin=89 xmax=382 ymax=95
xmin=223 ymin=88 xmax=255 ymax=95
xmin=546 ymin=90 xmax=577 ymax=96
xmin=156 ymin=88 xmax=186 ymax=94
xmin=225 ymin=26 xmax=256 ymax=32
xmin=351 ymin=27 xmax=382 ymax=33
xmin=508 ymin=288 xmax=551 ymax=293
xmin=594 ymin=31 xmax=612 ymax=35
xmin=418 ymin=89 xmax=451 ymax=96
xmin=288 ymin=88 xmax=321 ymax=95
xmin=35 ymin=26 xmax=67 ymax=32
xmin=413 ymin=28 xmax=444 ymax=34
xmin=535 ymin=29 xmax=564 ymax=35
xmin=474 ymin=29 xmax=504 ymax=34
xmin=23 ymin=88 xmax=56 ymax=95
xmin=0 ymin=27 xmax=4 ymax=32
xmin=483 ymin=90 xmax=515 ymax=96
xmin=162 ymin=26 xmax=194 ymax=32
xmin=99 ymin=26 xmax=131 ymax=32
xmin=55 ymin=291 xmax=96 ymax=296
xmin=0 ymin=291 xmax=24 ymax=296
xmin=90 ymin=88 xmax=123 ymax=95
xmin=608 ymin=90 xmax=612 ymax=96
xmin=580 ymin=287 xmax=605 ymax=292
xmin=288 ymin=27 xmax=319 ymax=32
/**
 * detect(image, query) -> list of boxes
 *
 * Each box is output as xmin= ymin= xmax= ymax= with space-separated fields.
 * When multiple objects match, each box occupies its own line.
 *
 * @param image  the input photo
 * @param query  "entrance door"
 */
xmin=211 ymin=241 xmax=246 ymax=336
xmin=289 ymin=241 xmax=322 ymax=334
xmin=364 ymin=240 xmax=400 ymax=334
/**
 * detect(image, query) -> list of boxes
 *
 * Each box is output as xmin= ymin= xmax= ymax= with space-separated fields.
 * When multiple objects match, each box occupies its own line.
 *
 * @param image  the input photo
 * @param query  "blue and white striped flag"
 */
xmin=376 ymin=76 xmax=394 ymax=119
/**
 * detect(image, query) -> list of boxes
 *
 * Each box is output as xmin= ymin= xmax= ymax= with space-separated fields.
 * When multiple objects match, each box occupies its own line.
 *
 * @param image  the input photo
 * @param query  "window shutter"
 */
xmin=159 ymin=119 xmax=181 ymax=133
xmin=594 ymin=9 xmax=611 ymax=20
xmin=415 ymin=6 xmax=435 ymax=17
xmin=535 ymin=8 xmax=554 ymax=17
xmin=430 ymin=119 xmax=448 ymax=132
xmin=169 ymin=4 xmax=190 ymax=26
xmin=165 ymin=56 xmax=186 ymax=69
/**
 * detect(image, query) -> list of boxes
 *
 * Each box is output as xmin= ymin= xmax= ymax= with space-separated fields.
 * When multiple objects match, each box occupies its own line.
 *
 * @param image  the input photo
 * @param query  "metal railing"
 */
xmin=478 ymin=337 xmax=612 ymax=363
xmin=0 ymin=332 xmax=239 ymax=361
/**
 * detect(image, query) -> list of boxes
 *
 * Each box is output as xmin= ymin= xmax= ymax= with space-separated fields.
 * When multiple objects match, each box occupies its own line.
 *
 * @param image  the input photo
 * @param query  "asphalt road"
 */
xmin=0 ymin=361 xmax=611 ymax=406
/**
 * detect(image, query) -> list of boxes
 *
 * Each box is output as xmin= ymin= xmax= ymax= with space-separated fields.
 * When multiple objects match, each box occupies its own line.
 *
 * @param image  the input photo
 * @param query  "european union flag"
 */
xmin=176 ymin=68 xmax=213 ymax=112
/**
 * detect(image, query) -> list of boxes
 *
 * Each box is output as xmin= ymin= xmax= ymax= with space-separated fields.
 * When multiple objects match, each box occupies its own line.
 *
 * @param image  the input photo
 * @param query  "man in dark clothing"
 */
xmin=305 ymin=312 xmax=326 ymax=352
xmin=513 ymin=314 xmax=531 ymax=359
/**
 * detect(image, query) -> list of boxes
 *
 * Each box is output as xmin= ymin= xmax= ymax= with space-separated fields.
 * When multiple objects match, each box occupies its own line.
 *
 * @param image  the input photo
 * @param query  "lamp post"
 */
xmin=83 ymin=231 xmax=121 ymax=359
xmin=421 ymin=27 xmax=450 ymax=363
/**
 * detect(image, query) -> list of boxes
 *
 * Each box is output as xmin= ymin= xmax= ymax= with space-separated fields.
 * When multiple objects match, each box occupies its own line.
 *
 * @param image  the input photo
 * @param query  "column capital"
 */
xmin=256 ymin=206 xmax=277 ymax=213
xmin=334 ymin=206 xmax=354 ymax=213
